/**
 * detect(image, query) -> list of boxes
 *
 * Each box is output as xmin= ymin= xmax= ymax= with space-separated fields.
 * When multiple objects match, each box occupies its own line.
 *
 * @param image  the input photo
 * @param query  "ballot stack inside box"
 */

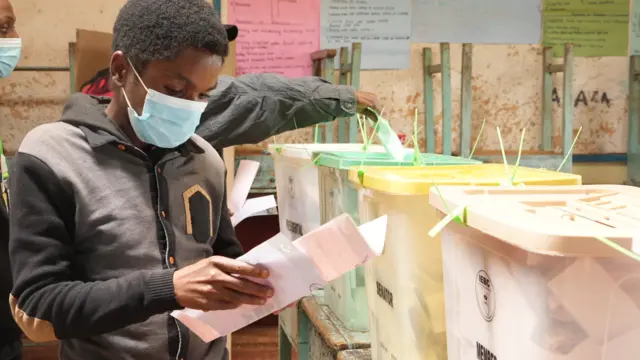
xmin=315 ymin=151 xmax=478 ymax=332
xmin=350 ymin=165 xmax=581 ymax=360
xmin=430 ymin=185 xmax=640 ymax=360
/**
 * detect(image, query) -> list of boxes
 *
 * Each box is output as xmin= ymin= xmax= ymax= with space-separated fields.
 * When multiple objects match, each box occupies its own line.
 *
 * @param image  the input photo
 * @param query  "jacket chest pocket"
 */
xmin=182 ymin=184 xmax=215 ymax=244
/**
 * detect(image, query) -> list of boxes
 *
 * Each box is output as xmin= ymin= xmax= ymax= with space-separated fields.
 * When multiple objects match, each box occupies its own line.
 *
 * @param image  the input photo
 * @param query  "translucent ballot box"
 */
xmin=269 ymin=143 xmax=385 ymax=350
xmin=316 ymin=151 xmax=479 ymax=331
xmin=349 ymin=164 xmax=581 ymax=360
xmin=430 ymin=185 xmax=640 ymax=360
xmin=269 ymin=144 xmax=386 ymax=242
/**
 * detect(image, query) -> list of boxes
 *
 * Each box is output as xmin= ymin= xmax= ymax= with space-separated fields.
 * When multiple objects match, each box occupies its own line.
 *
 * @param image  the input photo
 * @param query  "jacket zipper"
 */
xmin=154 ymin=156 xmax=183 ymax=360
xmin=127 ymin=144 xmax=183 ymax=360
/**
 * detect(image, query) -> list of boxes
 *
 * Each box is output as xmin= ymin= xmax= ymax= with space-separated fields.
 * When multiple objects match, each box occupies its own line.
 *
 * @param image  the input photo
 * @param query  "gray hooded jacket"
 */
xmin=7 ymin=73 xmax=356 ymax=360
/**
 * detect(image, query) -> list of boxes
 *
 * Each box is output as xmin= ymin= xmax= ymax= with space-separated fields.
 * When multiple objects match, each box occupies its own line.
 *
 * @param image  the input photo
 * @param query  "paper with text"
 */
xmin=231 ymin=195 xmax=278 ymax=226
xmin=228 ymin=0 xmax=320 ymax=76
xmin=320 ymin=0 xmax=411 ymax=70
xmin=412 ymin=0 xmax=541 ymax=44
xmin=172 ymin=214 xmax=387 ymax=342
xmin=543 ymin=0 xmax=628 ymax=57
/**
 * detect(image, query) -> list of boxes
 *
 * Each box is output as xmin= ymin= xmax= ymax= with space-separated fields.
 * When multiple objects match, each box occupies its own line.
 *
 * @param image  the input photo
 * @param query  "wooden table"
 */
xmin=279 ymin=291 xmax=370 ymax=360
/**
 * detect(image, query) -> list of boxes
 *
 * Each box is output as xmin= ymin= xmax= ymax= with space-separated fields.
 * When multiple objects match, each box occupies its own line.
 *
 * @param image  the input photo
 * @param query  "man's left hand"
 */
xmin=273 ymin=301 xmax=297 ymax=315
xmin=355 ymin=91 xmax=382 ymax=117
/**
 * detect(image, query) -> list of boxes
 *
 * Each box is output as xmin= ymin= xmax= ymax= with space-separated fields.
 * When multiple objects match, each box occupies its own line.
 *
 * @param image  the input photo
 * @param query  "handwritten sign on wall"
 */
xmin=320 ymin=0 xmax=412 ymax=70
xmin=542 ymin=0 xmax=628 ymax=57
xmin=228 ymin=0 xmax=320 ymax=77
xmin=411 ymin=0 xmax=541 ymax=44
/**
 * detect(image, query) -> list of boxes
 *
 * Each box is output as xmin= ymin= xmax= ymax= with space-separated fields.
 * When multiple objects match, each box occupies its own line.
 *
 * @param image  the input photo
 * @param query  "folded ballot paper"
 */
xmin=172 ymin=213 xmax=387 ymax=342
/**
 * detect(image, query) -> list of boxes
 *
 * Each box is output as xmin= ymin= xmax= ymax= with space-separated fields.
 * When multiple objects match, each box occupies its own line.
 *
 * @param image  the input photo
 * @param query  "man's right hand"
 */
xmin=173 ymin=256 xmax=273 ymax=311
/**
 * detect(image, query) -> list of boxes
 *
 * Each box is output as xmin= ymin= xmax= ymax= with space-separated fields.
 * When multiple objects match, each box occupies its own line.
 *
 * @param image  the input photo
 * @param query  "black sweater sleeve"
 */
xmin=0 ymin=191 xmax=20 ymax=342
xmin=8 ymin=152 xmax=180 ymax=342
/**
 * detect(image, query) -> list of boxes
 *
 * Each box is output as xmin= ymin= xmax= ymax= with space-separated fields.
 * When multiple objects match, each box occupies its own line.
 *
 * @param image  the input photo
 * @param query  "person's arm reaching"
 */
xmin=8 ymin=151 xmax=181 ymax=342
xmin=197 ymin=73 xmax=381 ymax=148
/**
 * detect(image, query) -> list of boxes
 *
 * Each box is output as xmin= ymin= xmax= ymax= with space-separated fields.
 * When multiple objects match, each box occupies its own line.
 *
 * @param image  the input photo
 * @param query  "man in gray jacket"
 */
xmin=7 ymin=0 xmax=379 ymax=359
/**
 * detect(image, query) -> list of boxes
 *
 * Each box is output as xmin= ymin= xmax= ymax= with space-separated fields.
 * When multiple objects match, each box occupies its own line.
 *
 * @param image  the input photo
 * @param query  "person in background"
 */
xmin=7 ymin=1 xmax=377 ymax=360
xmin=0 ymin=0 xmax=21 ymax=359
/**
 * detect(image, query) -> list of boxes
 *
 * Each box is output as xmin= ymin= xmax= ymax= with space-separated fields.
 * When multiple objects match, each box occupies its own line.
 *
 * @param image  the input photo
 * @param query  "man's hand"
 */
xmin=355 ymin=91 xmax=382 ymax=118
xmin=173 ymin=256 xmax=273 ymax=311
xmin=228 ymin=207 xmax=234 ymax=217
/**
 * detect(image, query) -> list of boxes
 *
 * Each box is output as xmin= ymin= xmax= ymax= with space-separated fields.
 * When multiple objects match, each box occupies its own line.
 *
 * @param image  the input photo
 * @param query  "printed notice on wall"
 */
xmin=411 ymin=0 xmax=541 ymax=44
xmin=320 ymin=0 xmax=412 ymax=70
xmin=542 ymin=0 xmax=629 ymax=57
xmin=228 ymin=0 xmax=320 ymax=77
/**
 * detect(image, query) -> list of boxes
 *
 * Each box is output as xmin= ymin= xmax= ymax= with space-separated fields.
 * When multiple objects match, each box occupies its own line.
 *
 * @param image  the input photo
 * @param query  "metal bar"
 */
xmin=423 ymin=47 xmax=436 ymax=153
xmin=338 ymin=47 xmax=349 ymax=143
xmin=541 ymin=47 xmax=554 ymax=151
xmin=348 ymin=43 xmax=361 ymax=143
xmin=547 ymin=64 xmax=565 ymax=73
xmin=213 ymin=0 xmax=222 ymax=17
xmin=68 ymin=42 xmax=77 ymax=94
xmin=440 ymin=43 xmax=452 ymax=155
xmin=311 ymin=49 xmax=337 ymax=61
xmin=14 ymin=66 xmax=69 ymax=72
xmin=628 ymin=56 xmax=640 ymax=184
xmin=278 ymin=326 xmax=292 ymax=360
xmin=561 ymin=43 xmax=574 ymax=172
xmin=629 ymin=56 xmax=640 ymax=154
xmin=427 ymin=64 xmax=442 ymax=74
xmin=325 ymin=56 xmax=335 ymax=143
xmin=459 ymin=43 xmax=473 ymax=157
xmin=340 ymin=63 xmax=353 ymax=74
xmin=297 ymin=308 xmax=311 ymax=360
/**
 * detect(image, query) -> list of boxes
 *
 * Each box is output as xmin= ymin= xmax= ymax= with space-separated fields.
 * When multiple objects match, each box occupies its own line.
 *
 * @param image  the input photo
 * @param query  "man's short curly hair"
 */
xmin=112 ymin=0 xmax=228 ymax=72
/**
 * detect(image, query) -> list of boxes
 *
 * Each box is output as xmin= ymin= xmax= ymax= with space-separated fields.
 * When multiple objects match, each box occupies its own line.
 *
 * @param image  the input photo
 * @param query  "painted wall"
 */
xmin=0 ymin=0 xmax=628 ymax=157
xmin=0 ymin=0 xmax=127 ymax=154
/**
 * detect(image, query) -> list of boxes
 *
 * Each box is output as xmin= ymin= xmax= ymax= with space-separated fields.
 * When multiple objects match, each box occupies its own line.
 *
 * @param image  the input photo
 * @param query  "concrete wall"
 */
xmin=0 ymin=0 xmax=628 ymax=157
xmin=0 ymin=0 xmax=127 ymax=154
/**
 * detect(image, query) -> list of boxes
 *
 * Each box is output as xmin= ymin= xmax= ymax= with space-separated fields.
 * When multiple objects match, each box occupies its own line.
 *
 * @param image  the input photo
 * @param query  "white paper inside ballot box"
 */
xmin=171 ymin=214 xmax=387 ymax=342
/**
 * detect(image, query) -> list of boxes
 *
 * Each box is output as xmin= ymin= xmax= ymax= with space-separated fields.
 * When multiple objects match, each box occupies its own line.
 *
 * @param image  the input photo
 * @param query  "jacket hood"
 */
xmin=59 ymin=93 xmax=131 ymax=143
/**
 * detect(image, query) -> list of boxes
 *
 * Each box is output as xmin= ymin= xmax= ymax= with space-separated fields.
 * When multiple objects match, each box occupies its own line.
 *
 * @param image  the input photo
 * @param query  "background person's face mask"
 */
xmin=122 ymin=60 xmax=207 ymax=148
xmin=0 ymin=38 xmax=21 ymax=78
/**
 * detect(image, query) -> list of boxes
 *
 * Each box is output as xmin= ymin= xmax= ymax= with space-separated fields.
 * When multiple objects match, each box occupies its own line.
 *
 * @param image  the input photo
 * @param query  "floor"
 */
xmin=22 ymin=324 xmax=280 ymax=360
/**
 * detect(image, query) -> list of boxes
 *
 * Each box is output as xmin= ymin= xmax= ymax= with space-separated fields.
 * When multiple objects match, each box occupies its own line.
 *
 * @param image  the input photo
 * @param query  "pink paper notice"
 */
xmin=227 ymin=0 xmax=320 ymax=77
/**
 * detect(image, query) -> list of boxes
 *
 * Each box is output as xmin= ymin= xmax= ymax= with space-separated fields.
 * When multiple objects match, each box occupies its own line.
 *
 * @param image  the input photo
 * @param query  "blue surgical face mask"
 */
xmin=122 ymin=60 xmax=207 ymax=148
xmin=0 ymin=38 xmax=22 ymax=78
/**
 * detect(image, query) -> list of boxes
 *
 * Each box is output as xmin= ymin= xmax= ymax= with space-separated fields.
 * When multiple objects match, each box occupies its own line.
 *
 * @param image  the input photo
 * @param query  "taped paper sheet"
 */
xmin=230 ymin=196 xmax=277 ymax=226
xmin=227 ymin=160 xmax=277 ymax=226
xmin=172 ymin=214 xmax=387 ymax=342
xmin=228 ymin=160 xmax=260 ymax=214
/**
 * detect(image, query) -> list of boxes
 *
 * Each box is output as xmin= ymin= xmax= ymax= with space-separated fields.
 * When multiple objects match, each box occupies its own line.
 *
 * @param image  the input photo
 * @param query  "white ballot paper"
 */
xmin=228 ymin=160 xmax=277 ymax=226
xmin=172 ymin=214 xmax=388 ymax=342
